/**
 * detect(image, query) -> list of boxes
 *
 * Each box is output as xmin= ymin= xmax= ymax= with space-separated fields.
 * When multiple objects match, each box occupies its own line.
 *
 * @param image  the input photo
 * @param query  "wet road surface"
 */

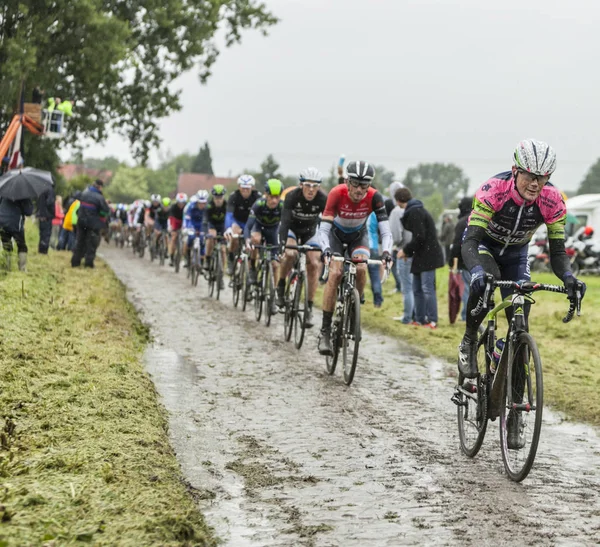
xmin=101 ymin=246 xmax=600 ymax=546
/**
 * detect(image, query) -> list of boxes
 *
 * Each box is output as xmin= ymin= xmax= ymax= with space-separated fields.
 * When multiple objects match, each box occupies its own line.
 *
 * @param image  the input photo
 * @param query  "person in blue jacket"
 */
xmin=367 ymin=211 xmax=383 ymax=307
xmin=182 ymin=191 xmax=208 ymax=268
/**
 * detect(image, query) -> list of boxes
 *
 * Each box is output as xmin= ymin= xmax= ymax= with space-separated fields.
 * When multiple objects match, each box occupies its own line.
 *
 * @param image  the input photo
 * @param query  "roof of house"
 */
xmin=58 ymin=164 xmax=113 ymax=183
xmin=177 ymin=173 xmax=237 ymax=196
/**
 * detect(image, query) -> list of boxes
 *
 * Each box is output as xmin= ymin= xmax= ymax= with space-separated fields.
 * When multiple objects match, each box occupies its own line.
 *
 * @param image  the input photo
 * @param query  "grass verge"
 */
xmin=0 ymin=242 xmax=216 ymax=545
xmin=317 ymin=266 xmax=600 ymax=427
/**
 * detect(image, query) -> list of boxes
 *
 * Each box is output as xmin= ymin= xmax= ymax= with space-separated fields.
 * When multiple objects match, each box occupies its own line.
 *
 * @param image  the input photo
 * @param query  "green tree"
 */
xmin=0 ymin=1 xmax=278 ymax=162
xmin=422 ymin=191 xmax=444 ymax=225
xmin=105 ymin=167 xmax=149 ymax=203
xmin=372 ymin=164 xmax=396 ymax=192
xmin=159 ymin=151 xmax=195 ymax=174
xmin=191 ymin=142 xmax=214 ymax=175
xmin=146 ymin=165 xmax=178 ymax=198
xmin=85 ymin=156 xmax=124 ymax=172
xmin=577 ymin=158 xmax=600 ymax=194
xmin=402 ymin=163 xmax=469 ymax=206
xmin=256 ymin=154 xmax=283 ymax=185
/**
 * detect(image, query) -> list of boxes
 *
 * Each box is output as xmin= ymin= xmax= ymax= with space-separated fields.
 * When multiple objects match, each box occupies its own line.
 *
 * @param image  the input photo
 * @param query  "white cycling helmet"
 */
xmin=196 ymin=190 xmax=209 ymax=203
xmin=513 ymin=139 xmax=557 ymax=177
xmin=237 ymin=174 xmax=256 ymax=188
xmin=175 ymin=192 xmax=188 ymax=203
xmin=299 ymin=167 xmax=323 ymax=183
xmin=150 ymin=194 xmax=161 ymax=203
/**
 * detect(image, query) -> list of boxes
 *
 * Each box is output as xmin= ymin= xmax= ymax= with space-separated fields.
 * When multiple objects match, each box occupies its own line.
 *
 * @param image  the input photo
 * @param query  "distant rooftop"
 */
xmin=177 ymin=173 xmax=236 ymax=196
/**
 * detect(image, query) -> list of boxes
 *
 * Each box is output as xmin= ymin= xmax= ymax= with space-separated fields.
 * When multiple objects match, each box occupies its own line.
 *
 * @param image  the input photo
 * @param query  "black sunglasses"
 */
xmin=348 ymin=179 xmax=370 ymax=189
xmin=517 ymin=169 xmax=550 ymax=184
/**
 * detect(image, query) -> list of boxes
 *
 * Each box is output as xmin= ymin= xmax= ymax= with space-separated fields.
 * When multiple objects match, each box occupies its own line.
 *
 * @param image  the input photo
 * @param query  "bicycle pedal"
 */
xmin=451 ymin=391 xmax=467 ymax=406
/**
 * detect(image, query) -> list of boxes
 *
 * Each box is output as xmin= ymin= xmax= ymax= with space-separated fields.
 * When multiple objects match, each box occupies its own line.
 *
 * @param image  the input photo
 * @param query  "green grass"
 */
xmin=317 ymin=267 xmax=600 ymax=426
xmin=0 ymin=231 xmax=216 ymax=546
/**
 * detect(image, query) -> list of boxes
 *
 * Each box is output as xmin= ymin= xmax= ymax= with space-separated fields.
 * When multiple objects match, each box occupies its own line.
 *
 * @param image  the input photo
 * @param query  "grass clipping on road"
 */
xmin=0 ymin=252 xmax=216 ymax=546
xmin=318 ymin=266 xmax=600 ymax=427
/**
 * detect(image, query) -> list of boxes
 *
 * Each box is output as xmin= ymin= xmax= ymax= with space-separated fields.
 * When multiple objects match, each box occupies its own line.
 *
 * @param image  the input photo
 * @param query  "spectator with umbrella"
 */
xmin=0 ymin=167 xmax=54 ymax=271
xmin=71 ymin=179 xmax=109 ymax=268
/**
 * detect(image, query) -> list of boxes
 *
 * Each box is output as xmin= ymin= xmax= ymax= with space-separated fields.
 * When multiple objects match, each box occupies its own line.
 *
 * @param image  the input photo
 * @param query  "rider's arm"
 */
xmin=278 ymin=199 xmax=294 ymax=245
xmin=317 ymin=218 xmax=333 ymax=250
xmin=547 ymin=217 xmax=571 ymax=280
xmin=225 ymin=193 xmax=236 ymax=229
xmin=461 ymin=192 xmax=494 ymax=270
xmin=244 ymin=207 xmax=257 ymax=240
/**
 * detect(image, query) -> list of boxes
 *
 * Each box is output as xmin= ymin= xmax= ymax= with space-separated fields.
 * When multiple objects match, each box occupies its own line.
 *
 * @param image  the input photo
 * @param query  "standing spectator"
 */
xmin=0 ymin=197 xmax=34 ymax=271
xmin=440 ymin=214 xmax=456 ymax=263
xmin=396 ymin=188 xmax=445 ymax=329
xmin=50 ymin=195 xmax=65 ymax=249
xmin=386 ymin=181 xmax=404 ymax=294
xmin=366 ymin=212 xmax=383 ymax=307
xmin=58 ymin=192 xmax=80 ymax=251
xmin=450 ymin=197 xmax=473 ymax=321
xmin=36 ymin=187 xmax=55 ymax=254
xmin=71 ymin=180 xmax=109 ymax=268
xmin=390 ymin=190 xmax=414 ymax=323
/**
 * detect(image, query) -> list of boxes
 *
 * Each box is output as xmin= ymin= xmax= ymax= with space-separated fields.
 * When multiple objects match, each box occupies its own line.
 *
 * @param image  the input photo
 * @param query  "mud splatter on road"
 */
xmin=102 ymin=247 xmax=600 ymax=546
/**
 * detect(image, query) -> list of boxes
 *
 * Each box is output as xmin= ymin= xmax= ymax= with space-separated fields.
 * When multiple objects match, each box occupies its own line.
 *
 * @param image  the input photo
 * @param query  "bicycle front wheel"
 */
xmin=254 ymin=267 xmax=263 ymax=321
xmin=456 ymin=330 xmax=490 ymax=458
xmin=500 ymin=332 xmax=543 ymax=482
xmin=215 ymin=251 xmax=223 ymax=301
xmin=294 ymin=272 xmax=308 ymax=349
xmin=283 ymin=273 xmax=296 ymax=341
xmin=264 ymin=262 xmax=274 ymax=327
xmin=342 ymin=288 xmax=361 ymax=386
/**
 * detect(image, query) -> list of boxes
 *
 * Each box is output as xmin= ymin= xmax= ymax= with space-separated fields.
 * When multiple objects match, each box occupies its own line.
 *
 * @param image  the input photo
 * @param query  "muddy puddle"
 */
xmin=101 ymin=246 xmax=600 ymax=546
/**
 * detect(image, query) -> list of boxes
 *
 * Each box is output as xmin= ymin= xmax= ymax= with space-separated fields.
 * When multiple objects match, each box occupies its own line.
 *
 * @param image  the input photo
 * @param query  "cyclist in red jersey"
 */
xmin=317 ymin=161 xmax=392 ymax=355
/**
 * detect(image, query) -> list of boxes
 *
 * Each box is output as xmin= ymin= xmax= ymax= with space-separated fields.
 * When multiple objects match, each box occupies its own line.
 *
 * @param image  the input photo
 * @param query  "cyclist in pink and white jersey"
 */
xmin=458 ymin=139 xmax=586 ymax=449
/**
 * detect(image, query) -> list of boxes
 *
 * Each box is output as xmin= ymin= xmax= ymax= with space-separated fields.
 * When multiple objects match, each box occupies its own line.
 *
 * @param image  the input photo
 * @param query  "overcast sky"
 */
xmin=80 ymin=0 xmax=600 ymax=192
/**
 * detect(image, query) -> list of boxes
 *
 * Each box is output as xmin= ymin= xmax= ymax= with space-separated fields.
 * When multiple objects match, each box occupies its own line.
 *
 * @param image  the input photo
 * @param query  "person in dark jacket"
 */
xmin=396 ymin=188 xmax=444 ymax=328
xmin=36 ymin=187 xmax=55 ymax=254
xmin=71 ymin=180 xmax=109 ymax=268
xmin=449 ymin=196 xmax=473 ymax=321
xmin=0 ymin=197 xmax=34 ymax=271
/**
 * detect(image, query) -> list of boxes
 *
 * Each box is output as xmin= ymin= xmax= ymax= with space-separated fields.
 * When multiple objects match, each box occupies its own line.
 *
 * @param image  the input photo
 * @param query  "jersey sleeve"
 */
xmin=541 ymin=186 xmax=567 ymax=240
xmin=371 ymin=191 xmax=388 ymax=222
xmin=322 ymin=185 xmax=341 ymax=218
xmin=468 ymin=184 xmax=496 ymax=230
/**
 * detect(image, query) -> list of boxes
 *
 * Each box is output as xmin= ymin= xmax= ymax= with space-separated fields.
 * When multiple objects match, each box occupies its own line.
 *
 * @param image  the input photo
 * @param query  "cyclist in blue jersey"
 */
xmin=182 ymin=191 xmax=208 ymax=268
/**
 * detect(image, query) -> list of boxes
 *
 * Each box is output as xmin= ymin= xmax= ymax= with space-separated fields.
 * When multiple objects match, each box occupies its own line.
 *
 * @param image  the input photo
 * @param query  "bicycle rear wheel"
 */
xmin=342 ymin=288 xmax=361 ymax=386
xmin=294 ymin=272 xmax=308 ymax=349
xmin=499 ymin=332 xmax=543 ymax=482
xmin=207 ymin=254 xmax=215 ymax=296
xmin=283 ymin=273 xmax=296 ymax=341
xmin=456 ymin=330 xmax=490 ymax=458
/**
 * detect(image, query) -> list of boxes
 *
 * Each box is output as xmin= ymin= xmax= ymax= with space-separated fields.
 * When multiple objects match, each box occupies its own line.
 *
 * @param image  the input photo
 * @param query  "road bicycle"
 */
xmin=172 ymin=230 xmax=183 ymax=273
xmin=230 ymin=235 xmax=251 ymax=310
xmin=204 ymin=235 xmax=225 ymax=299
xmin=323 ymin=252 xmax=388 ymax=386
xmin=186 ymin=230 xmax=204 ymax=287
xmin=252 ymin=244 xmax=279 ymax=327
xmin=452 ymin=276 xmax=582 ymax=482
xmin=283 ymin=244 xmax=321 ymax=349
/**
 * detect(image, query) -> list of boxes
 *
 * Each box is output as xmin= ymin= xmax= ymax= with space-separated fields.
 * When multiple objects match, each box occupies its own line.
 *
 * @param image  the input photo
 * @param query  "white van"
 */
xmin=565 ymin=194 xmax=600 ymax=237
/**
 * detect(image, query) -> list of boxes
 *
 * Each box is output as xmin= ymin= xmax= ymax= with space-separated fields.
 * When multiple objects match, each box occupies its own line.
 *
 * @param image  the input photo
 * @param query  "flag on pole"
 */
xmin=8 ymin=122 xmax=24 ymax=169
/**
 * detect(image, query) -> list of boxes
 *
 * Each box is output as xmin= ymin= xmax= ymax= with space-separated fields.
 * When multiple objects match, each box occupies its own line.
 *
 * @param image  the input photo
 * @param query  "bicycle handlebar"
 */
xmin=284 ymin=245 xmax=322 ymax=252
xmin=471 ymin=275 xmax=582 ymax=323
xmin=322 ymin=255 xmax=391 ymax=285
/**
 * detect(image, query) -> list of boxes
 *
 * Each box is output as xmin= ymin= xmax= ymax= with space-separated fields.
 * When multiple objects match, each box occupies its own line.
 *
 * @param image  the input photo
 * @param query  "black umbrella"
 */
xmin=0 ymin=167 xmax=54 ymax=201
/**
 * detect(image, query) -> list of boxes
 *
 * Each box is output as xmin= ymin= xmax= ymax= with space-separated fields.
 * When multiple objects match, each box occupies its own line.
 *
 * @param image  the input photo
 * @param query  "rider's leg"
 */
xmin=351 ymin=246 xmax=370 ymax=301
xmin=206 ymin=228 xmax=216 ymax=258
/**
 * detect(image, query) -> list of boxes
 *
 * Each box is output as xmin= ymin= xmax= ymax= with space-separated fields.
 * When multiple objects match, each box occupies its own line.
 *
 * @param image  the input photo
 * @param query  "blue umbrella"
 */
xmin=0 ymin=167 xmax=53 ymax=200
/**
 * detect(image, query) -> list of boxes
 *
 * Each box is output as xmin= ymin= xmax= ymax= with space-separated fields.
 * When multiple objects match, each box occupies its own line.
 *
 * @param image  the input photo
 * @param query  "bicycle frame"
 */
xmin=479 ymin=291 xmax=536 ymax=420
